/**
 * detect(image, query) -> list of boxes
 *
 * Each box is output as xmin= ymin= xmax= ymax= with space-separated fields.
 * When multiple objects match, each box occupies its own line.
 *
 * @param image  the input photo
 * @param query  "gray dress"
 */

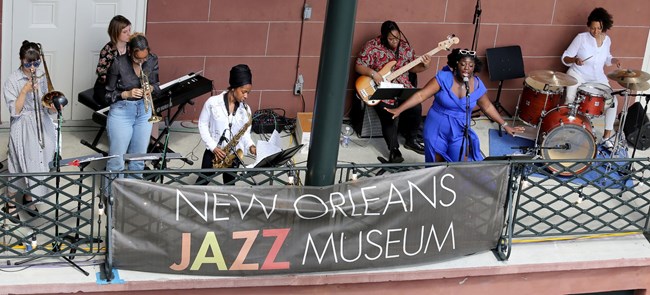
xmin=3 ymin=67 xmax=57 ymax=198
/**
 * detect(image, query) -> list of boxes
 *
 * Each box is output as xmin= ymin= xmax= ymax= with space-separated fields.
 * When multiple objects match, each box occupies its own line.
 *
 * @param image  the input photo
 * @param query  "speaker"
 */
xmin=350 ymin=100 xmax=383 ymax=138
xmin=623 ymin=102 xmax=650 ymax=150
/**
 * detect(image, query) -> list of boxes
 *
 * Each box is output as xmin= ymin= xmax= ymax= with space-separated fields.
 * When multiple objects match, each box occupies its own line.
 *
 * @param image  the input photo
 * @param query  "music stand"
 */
xmin=254 ymin=144 xmax=304 ymax=168
xmin=485 ymin=46 xmax=526 ymax=120
xmin=369 ymin=88 xmax=420 ymax=102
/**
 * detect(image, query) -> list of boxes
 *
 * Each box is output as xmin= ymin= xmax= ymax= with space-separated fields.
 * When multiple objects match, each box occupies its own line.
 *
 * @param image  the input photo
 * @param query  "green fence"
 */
xmin=2 ymin=157 xmax=649 ymax=279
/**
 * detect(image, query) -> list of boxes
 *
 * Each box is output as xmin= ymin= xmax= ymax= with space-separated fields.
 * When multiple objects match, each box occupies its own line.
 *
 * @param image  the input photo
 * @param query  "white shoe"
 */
xmin=601 ymin=137 xmax=614 ymax=149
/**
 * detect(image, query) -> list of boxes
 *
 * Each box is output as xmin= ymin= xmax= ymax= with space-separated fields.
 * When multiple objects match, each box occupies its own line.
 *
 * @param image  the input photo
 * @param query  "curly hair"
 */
xmin=587 ymin=7 xmax=613 ymax=32
xmin=446 ymin=48 xmax=482 ymax=73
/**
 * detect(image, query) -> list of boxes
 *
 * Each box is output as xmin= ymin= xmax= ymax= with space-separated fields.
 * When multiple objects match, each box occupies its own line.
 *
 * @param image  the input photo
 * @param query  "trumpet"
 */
xmin=139 ymin=63 xmax=162 ymax=123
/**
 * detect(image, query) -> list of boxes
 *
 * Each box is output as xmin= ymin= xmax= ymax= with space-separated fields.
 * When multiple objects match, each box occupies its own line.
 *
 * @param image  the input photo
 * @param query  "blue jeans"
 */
xmin=106 ymin=99 xmax=152 ymax=175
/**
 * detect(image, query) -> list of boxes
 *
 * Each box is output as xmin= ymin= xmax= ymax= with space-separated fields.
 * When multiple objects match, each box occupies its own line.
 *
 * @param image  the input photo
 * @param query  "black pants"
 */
xmin=373 ymin=101 xmax=422 ymax=151
xmin=195 ymin=149 xmax=236 ymax=185
xmin=92 ymin=78 xmax=110 ymax=108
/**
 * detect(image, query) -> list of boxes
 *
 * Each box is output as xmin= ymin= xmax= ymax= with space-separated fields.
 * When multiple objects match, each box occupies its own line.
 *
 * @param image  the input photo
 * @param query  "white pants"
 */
xmin=565 ymin=68 xmax=617 ymax=133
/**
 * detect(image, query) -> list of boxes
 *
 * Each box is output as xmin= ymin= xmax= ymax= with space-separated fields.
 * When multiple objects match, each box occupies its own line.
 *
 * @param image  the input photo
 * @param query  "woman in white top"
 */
xmin=562 ymin=7 xmax=620 ymax=147
xmin=196 ymin=64 xmax=256 ymax=185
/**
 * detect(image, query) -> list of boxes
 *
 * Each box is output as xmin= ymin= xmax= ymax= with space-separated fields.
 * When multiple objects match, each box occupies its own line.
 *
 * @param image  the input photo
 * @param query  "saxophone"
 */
xmin=212 ymin=107 xmax=253 ymax=168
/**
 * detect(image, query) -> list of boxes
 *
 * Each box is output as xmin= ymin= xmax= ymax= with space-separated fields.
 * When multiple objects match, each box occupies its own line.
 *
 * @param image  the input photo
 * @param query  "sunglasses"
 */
xmin=23 ymin=60 xmax=41 ymax=68
xmin=459 ymin=49 xmax=477 ymax=56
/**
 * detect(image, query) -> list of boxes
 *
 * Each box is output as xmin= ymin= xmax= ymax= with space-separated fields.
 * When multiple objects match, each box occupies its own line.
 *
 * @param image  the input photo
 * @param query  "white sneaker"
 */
xmin=601 ymin=137 xmax=614 ymax=149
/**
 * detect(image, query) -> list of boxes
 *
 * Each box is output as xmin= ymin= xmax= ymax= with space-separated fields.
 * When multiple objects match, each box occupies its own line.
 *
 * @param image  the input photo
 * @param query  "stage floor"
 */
xmin=1 ymin=114 xmax=647 ymax=172
xmin=1 ymin=116 xmax=650 ymax=294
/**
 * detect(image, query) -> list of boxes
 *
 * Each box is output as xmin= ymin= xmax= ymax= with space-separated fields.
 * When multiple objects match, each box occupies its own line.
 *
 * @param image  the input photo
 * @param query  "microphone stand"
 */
xmin=471 ymin=0 xmax=482 ymax=51
xmin=16 ymin=106 xmax=88 ymax=276
xmin=158 ymin=117 xmax=171 ymax=183
xmin=631 ymin=94 xmax=650 ymax=159
xmin=459 ymin=78 xmax=472 ymax=161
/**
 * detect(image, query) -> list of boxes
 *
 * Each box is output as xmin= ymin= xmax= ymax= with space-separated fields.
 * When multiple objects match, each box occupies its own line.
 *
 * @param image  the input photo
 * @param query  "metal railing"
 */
xmin=1 ymin=157 xmax=649 ymax=279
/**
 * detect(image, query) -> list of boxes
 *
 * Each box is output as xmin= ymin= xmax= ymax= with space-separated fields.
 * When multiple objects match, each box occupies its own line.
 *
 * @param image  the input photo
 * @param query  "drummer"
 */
xmin=562 ymin=7 xmax=620 ymax=148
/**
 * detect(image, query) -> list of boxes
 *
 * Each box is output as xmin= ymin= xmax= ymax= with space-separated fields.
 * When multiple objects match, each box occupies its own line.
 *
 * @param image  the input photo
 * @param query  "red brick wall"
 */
xmin=2 ymin=0 xmax=647 ymax=120
xmin=147 ymin=0 xmax=650 ymax=121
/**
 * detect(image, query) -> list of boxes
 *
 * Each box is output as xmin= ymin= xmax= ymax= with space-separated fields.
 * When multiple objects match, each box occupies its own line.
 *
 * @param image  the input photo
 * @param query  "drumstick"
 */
xmin=582 ymin=56 xmax=593 ymax=62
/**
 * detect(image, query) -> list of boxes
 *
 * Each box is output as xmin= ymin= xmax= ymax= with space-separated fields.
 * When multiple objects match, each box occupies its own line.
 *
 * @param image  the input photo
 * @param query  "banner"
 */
xmin=112 ymin=163 xmax=509 ymax=275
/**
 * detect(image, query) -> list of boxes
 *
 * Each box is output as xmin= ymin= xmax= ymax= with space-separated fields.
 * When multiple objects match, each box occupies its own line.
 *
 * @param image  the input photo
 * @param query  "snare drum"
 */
xmin=576 ymin=83 xmax=613 ymax=117
xmin=539 ymin=106 xmax=595 ymax=176
xmin=517 ymin=77 xmax=563 ymax=126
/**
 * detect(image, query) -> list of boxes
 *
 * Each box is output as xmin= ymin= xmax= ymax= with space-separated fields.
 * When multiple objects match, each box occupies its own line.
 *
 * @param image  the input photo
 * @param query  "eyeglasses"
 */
xmin=23 ymin=60 xmax=41 ymax=68
xmin=459 ymin=49 xmax=477 ymax=56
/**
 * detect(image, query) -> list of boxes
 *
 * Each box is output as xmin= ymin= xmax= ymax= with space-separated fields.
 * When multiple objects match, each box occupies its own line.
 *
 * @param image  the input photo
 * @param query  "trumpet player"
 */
xmin=196 ymin=64 xmax=257 ymax=185
xmin=2 ymin=40 xmax=58 ymax=222
xmin=104 ymin=33 xmax=160 ymax=176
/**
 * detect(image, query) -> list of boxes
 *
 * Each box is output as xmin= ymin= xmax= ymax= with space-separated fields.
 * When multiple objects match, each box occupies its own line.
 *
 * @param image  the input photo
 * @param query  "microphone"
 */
xmin=51 ymin=94 xmax=68 ymax=113
xmin=463 ymin=76 xmax=470 ymax=95
xmin=564 ymin=143 xmax=571 ymax=150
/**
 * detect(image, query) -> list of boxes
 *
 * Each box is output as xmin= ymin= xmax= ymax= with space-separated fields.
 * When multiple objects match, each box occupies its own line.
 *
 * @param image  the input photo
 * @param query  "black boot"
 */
xmin=389 ymin=148 xmax=404 ymax=163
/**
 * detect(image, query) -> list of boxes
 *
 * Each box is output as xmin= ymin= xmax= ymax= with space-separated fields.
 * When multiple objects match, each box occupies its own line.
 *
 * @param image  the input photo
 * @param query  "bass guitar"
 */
xmin=355 ymin=35 xmax=460 ymax=105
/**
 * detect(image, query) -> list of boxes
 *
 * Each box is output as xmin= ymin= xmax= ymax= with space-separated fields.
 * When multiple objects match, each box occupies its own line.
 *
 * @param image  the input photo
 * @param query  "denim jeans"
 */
xmin=106 ymin=99 xmax=152 ymax=175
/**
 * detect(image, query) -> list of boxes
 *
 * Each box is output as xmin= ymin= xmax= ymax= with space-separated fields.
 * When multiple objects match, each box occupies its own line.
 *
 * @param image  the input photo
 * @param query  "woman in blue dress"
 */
xmin=386 ymin=49 xmax=524 ymax=162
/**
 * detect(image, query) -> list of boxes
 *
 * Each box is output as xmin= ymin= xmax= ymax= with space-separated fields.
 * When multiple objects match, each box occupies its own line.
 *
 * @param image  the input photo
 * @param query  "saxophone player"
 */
xmin=196 ymin=64 xmax=257 ymax=185
xmin=104 ymin=33 xmax=160 ymax=176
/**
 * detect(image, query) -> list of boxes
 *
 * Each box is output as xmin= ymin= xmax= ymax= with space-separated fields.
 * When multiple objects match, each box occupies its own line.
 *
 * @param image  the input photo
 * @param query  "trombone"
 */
xmin=30 ymin=43 xmax=67 ymax=148
xmin=139 ymin=63 xmax=162 ymax=123
xmin=30 ymin=68 xmax=46 ymax=148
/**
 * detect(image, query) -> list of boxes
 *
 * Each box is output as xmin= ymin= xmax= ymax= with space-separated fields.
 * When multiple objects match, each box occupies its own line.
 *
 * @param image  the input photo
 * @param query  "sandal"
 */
xmin=2 ymin=204 xmax=20 ymax=223
xmin=22 ymin=195 xmax=39 ymax=217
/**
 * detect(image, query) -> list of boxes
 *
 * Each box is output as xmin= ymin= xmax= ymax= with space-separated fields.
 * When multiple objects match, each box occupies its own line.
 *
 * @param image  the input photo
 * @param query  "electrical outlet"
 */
xmin=303 ymin=4 xmax=312 ymax=20
xmin=294 ymin=74 xmax=304 ymax=96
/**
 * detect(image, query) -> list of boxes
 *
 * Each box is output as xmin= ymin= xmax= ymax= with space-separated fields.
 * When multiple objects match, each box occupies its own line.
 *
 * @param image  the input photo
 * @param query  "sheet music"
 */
xmin=124 ymin=153 xmax=183 ymax=161
xmin=160 ymin=71 xmax=202 ymax=90
xmin=379 ymin=81 xmax=404 ymax=89
xmin=247 ymin=130 xmax=282 ymax=168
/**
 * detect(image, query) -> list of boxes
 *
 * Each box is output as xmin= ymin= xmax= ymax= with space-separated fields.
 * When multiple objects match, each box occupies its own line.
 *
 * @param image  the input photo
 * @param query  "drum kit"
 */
xmin=512 ymin=69 xmax=650 ymax=176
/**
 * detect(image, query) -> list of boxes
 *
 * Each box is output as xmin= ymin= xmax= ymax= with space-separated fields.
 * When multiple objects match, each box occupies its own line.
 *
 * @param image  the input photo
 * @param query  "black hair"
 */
xmin=447 ymin=48 xmax=482 ymax=73
xmin=380 ymin=20 xmax=401 ymax=50
xmin=128 ymin=33 xmax=150 ymax=56
xmin=587 ymin=7 xmax=613 ymax=32
xmin=19 ymin=40 xmax=40 ymax=62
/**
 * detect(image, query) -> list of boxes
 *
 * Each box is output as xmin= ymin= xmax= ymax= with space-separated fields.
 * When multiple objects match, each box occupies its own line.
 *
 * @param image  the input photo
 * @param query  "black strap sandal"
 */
xmin=22 ymin=196 xmax=39 ymax=217
xmin=2 ymin=204 xmax=21 ymax=223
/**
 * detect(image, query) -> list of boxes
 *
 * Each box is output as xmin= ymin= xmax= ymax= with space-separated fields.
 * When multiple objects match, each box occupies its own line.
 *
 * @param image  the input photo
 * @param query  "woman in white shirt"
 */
xmin=196 ymin=64 xmax=256 ymax=185
xmin=562 ymin=7 xmax=620 ymax=147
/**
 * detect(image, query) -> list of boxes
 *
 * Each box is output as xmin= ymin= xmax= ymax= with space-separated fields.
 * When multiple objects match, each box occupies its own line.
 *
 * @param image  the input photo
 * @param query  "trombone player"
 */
xmin=2 ymin=40 xmax=59 ymax=222
xmin=104 ymin=33 xmax=160 ymax=176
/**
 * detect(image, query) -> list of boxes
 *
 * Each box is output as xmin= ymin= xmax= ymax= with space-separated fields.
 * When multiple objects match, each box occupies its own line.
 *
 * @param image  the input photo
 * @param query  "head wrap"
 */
xmin=229 ymin=64 xmax=252 ymax=89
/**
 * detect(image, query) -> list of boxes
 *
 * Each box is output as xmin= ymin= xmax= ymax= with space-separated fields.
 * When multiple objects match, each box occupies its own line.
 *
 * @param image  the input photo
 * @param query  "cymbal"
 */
xmin=528 ymin=70 xmax=579 ymax=87
xmin=607 ymin=69 xmax=650 ymax=84
xmin=618 ymin=81 xmax=650 ymax=91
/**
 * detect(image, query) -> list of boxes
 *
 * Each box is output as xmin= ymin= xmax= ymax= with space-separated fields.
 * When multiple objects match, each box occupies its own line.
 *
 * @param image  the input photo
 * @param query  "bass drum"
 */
xmin=539 ymin=106 xmax=596 ymax=176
